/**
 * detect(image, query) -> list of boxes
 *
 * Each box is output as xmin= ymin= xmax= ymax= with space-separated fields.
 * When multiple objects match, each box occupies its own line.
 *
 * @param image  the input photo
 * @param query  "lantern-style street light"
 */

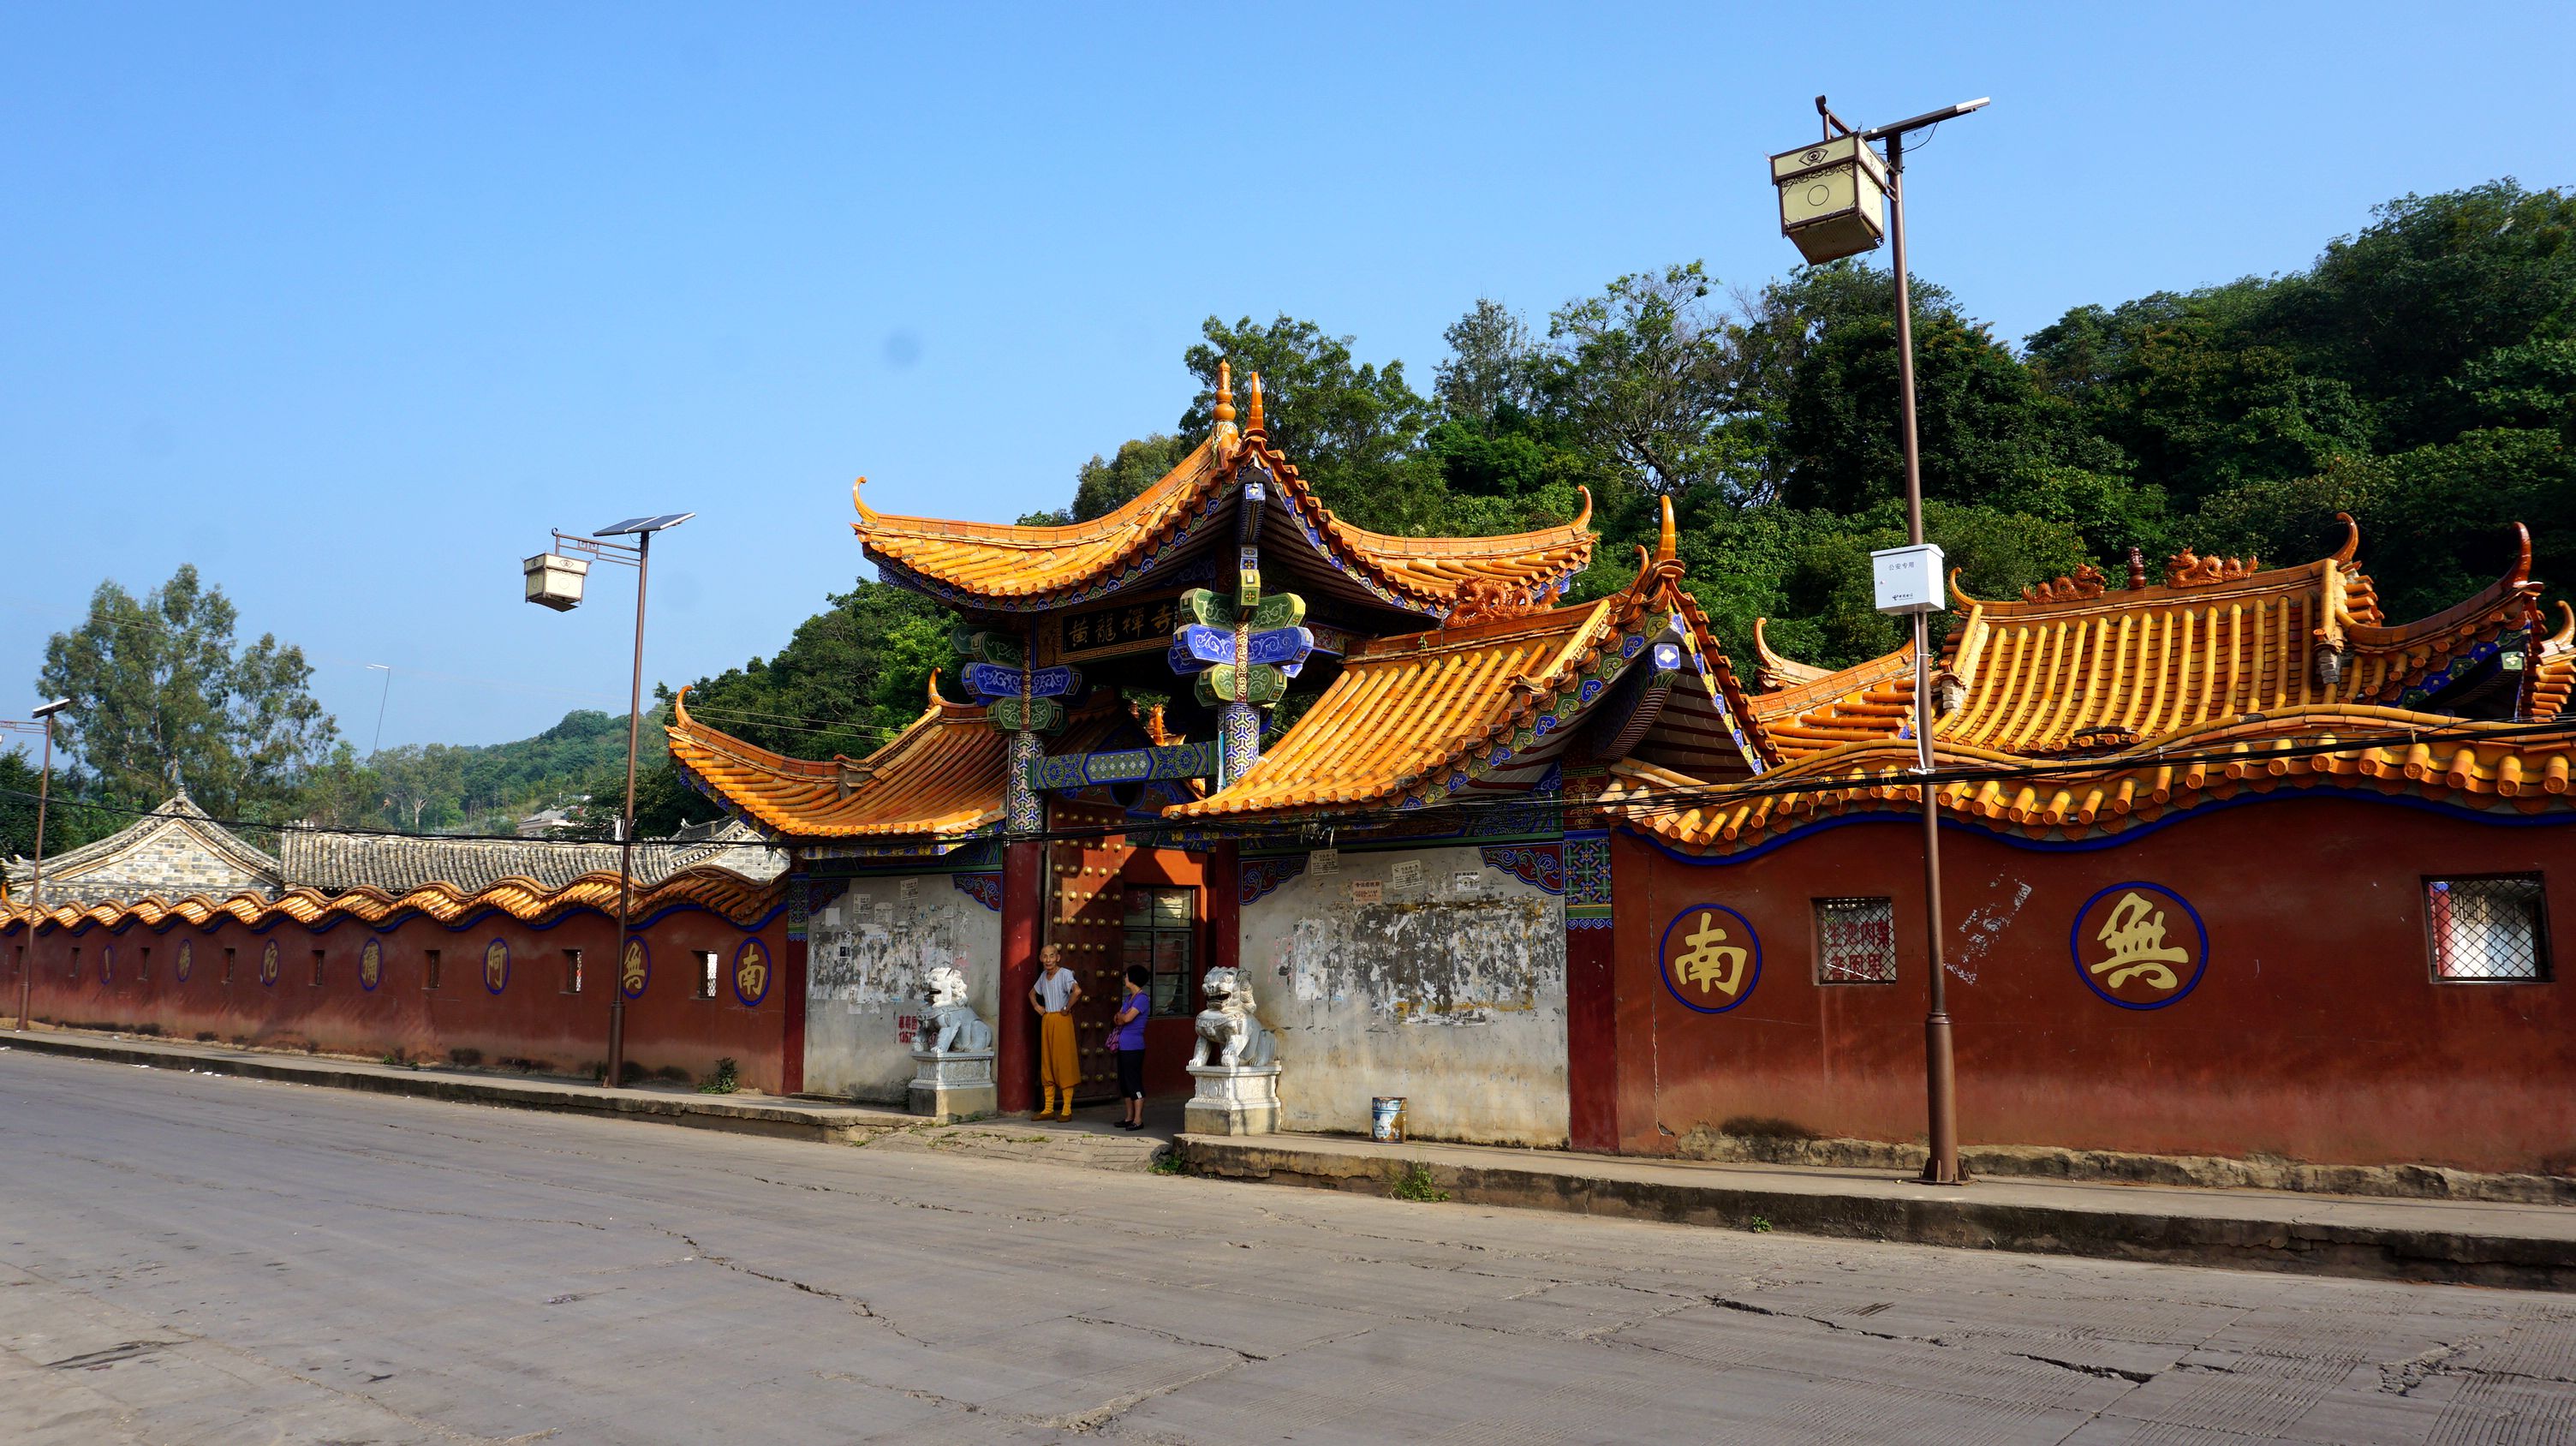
xmin=11 ymin=696 xmax=73 ymax=1031
xmin=1771 ymin=93 xmax=1987 ymax=1186
xmin=523 ymin=513 xmax=693 ymax=1089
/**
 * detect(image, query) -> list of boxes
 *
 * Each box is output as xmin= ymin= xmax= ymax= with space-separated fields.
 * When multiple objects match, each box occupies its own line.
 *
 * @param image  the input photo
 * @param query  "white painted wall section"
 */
xmin=1242 ymin=845 xmax=1567 ymax=1146
xmin=803 ymin=873 xmax=1002 ymax=1102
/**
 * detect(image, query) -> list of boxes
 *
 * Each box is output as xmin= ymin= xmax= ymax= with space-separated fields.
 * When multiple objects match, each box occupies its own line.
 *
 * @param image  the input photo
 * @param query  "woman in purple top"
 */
xmin=1112 ymin=964 xmax=1150 ymax=1129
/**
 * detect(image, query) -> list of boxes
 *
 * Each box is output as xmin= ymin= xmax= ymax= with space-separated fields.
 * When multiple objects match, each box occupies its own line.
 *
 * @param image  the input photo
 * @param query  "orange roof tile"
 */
xmin=3 ymin=865 xmax=784 ymax=936
xmin=1745 ymin=641 xmax=1917 ymax=762
xmin=1613 ymin=708 xmax=2576 ymax=854
xmin=1167 ymin=602 xmax=1616 ymax=819
xmin=1169 ymin=507 xmax=1774 ymax=821
xmin=667 ymin=684 xmax=1006 ymax=840
xmin=1934 ymin=527 xmax=2537 ymax=756
xmin=852 ymin=423 xmax=1594 ymax=613
xmin=2531 ymin=601 xmax=2574 ymax=721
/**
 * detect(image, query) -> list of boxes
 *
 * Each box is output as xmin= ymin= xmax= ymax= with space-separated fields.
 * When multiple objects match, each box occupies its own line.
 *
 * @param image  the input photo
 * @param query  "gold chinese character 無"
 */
xmin=2090 ymin=891 xmax=2187 ymax=990
xmin=621 ymin=940 xmax=647 ymax=994
xmin=1673 ymin=912 xmax=1749 ymax=997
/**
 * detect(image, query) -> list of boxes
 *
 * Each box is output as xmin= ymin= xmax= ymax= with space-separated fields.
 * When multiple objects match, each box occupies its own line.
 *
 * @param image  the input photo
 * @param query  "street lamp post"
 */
xmin=523 ymin=513 xmax=693 ymax=1088
xmin=1772 ymin=93 xmax=1989 ymax=1186
xmin=14 ymin=696 xmax=72 ymax=1031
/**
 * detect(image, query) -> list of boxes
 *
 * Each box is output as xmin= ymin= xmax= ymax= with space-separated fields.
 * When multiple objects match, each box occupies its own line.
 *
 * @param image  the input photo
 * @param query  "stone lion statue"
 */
xmin=918 ymin=965 xmax=993 ymax=1055
xmin=1190 ymin=965 xmax=1276 ymax=1069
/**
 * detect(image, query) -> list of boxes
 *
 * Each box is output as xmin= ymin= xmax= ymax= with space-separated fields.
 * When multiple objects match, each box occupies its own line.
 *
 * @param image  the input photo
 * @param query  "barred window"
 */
xmin=1816 ymin=897 xmax=1897 ymax=984
xmin=2427 ymin=876 xmax=2549 ymax=982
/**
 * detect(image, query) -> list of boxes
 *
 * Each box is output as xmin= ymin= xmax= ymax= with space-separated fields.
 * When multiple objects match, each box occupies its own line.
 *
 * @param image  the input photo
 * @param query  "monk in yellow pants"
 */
xmin=1029 ymin=943 xmax=1083 ymax=1120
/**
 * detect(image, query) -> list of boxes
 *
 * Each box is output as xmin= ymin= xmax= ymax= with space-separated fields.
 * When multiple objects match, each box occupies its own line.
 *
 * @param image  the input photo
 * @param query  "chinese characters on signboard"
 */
xmin=1062 ymin=595 xmax=1180 ymax=657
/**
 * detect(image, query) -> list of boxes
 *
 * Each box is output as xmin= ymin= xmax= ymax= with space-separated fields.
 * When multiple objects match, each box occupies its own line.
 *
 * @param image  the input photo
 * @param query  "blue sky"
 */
xmin=3 ymin=3 xmax=2567 ymax=753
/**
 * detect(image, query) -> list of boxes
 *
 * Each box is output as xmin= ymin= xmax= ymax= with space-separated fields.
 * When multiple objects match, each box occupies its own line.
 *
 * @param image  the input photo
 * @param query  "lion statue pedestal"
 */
xmin=1183 ymin=965 xmax=1281 ymax=1136
xmin=909 ymin=965 xmax=996 ymax=1123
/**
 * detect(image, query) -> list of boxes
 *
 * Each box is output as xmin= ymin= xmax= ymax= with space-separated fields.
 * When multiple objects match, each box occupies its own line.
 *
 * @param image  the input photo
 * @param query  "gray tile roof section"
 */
xmin=3 ymin=792 xmax=284 ymax=906
xmin=279 ymin=816 xmax=784 ymax=893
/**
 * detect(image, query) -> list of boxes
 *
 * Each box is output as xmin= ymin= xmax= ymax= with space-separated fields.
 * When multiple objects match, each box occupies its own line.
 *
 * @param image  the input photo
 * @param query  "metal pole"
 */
xmin=608 ymin=532 xmax=649 ymax=1088
xmin=1887 ymin=129 xmax=1962 ymax=1186
xmin=16 ymin=716 xmax=53 ymax=1031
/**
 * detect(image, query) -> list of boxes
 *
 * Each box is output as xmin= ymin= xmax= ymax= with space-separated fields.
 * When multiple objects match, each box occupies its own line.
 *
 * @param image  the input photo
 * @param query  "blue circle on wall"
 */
xmin=2070 ymin=881 xmax=2208 ymax=1011
xmin=1657 ymin=903 xmax=1762 ymax=1013
xmin=99 ymin=942 xmax=115 ymax=983
xmin=732 ymin=938 xmax=772 ymax=1007
xmin=482 ymin=938 xmax=510 ymax=995
xmin=359 ymin=937 xmax=384 ymax=992
xmin=259 ymin=939 xmax=281 ymax=987
xmin=176 ymin=939 xmax=194 ymax=983
xmin=620 ymin=937 xmax=651 ymax=1000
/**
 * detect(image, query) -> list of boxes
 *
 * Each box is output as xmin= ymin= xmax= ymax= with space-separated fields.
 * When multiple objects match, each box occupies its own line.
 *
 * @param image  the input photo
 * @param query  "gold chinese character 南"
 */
xmin=736 ymin=942 xmax=767 ymax=1001
xmin=1672 ymin=912 xmax=1750 ymax=997
xmin=2090 ymin=891 xmax=2187 ymax=990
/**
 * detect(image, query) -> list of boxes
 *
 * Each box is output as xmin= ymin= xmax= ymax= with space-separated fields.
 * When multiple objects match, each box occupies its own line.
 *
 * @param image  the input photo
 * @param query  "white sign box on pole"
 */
xmin=1870 ymin=543 xmax=1946 ymax=615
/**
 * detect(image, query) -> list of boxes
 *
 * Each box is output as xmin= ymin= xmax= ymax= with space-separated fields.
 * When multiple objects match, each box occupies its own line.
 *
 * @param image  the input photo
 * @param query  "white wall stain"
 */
xmin=1950 ymin=878 xmax=2033 ymax=984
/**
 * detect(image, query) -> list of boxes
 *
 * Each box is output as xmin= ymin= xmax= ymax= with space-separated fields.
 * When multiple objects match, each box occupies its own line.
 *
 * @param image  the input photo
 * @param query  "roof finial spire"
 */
xmin=1655 ymin=495 xmax=1678 ymax=563
xmin=1215 ymin=362 xmax=1237 ymax=427
xmin=1245 ymin=371 xmax=1265 ymax=433
xmin=851 ymin=475 xmax=878 ymax=524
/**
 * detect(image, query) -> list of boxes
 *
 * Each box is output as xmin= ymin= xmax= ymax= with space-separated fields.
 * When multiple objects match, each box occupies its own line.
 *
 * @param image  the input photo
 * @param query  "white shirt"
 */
xmin=1034 ymin=968 xmax=1078 ymax=1013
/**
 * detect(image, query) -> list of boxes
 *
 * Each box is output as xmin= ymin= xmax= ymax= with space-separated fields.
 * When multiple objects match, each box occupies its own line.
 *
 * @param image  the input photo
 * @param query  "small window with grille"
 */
xmin=2426 ymin=875 xmax=2549 ymax=982
xmin=695 ymin=951 xmax=719 ymax=1000
xmin=1815 ymin=897 xmax=1898 ymax=984
xmin=1123 ymin=886 xmax=1197 ymax=1016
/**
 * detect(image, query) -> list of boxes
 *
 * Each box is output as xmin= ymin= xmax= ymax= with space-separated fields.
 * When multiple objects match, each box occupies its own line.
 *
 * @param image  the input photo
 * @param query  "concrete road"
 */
xmin=3 ymin=1049 xmax=2572 ymax=1446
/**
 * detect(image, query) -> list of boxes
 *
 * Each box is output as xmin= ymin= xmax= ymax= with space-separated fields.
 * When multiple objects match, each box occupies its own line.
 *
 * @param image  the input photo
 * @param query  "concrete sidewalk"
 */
xmin=0 ymin=1025 xmax=1173 ymax=1169
xmin=1174 ymin=1131 xmax=2576 ymax=1290
xmin=15 ymin=1025 xmax=2575 ymax=1288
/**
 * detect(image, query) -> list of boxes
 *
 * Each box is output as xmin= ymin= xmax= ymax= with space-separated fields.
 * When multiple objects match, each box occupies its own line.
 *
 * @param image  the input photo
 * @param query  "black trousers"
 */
xmin=1115 ymin=1049 xmax=1145 ymax=1100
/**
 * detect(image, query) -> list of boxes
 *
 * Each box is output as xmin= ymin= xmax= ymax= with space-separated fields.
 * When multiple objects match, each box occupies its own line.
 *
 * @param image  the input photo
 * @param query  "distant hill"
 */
xmin=364 ymin=708 xmax=671 ymax=838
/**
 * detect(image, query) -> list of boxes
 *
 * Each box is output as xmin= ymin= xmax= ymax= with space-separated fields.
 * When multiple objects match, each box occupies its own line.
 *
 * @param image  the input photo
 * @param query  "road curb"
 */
xmin=1173 ymin=1135 xmax=2576 ymax=1290
xmin=2 ymin=1031 xmax=912 ymax=1144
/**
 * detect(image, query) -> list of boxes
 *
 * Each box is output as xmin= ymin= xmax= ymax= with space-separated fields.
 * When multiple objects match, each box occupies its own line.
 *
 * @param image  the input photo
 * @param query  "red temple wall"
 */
xmin=1604 ymin=798 xmax=2576 ymax=1174
xmin=4 ymin=901 xmax=793 ymax=1092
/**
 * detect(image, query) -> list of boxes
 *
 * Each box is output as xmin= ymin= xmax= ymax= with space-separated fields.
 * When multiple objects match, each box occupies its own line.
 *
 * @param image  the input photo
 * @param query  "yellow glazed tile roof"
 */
xmin=1740 ymin=519 xmax=2542 ymax=764
xmin=2 ymin=865 xmax=784 ymax=936
xmin=1933 ymin=526 xmax=2537 ymax=756
xmin=852 ymin=428 xmax=1595 ymax=612
xmin=667 ymin=684 xmax=1007 ymax=840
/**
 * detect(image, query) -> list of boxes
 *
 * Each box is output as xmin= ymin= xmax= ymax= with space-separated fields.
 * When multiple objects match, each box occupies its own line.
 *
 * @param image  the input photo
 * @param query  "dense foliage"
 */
xmin=11 ymin=182 xmax=2566 ymax=862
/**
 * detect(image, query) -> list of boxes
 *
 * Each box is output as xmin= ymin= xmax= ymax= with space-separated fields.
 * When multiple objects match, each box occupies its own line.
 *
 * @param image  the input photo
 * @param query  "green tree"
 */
xmin=1180 ymin=314 xmax=1444 ymax=532
xmin=38 ymin=565 xmax=338 ymax=827
xmin=1534 ymin=263 xmax=1756 ymax=502
xmin=1070 ymin=433 xmax=1189 ymax=521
